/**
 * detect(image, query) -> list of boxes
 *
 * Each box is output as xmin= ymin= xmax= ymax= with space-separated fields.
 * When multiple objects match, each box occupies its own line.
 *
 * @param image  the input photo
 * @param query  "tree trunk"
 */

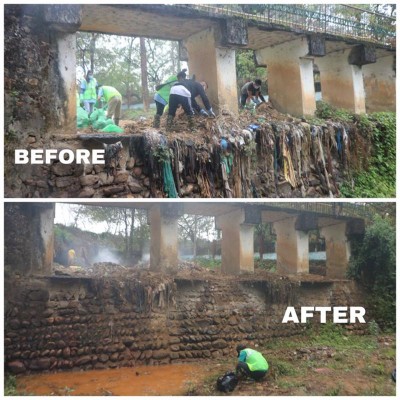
xmin=129 ymin=209 xmax=135 ymax=260
xmin=140 ymin=37 xmax=150 ymax=112
xmin=89 ymin=33 xmax=98 ymax=73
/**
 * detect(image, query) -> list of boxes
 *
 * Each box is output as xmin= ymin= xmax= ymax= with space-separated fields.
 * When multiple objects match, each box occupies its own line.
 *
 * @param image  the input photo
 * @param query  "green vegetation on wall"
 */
xmin=314 ymin=102 xmax=395 ymax=198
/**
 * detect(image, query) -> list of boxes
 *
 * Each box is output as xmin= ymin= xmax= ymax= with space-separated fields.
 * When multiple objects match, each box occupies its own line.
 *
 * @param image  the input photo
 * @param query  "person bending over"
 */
xmin=236 ymin=344 xmax=269 ymax=381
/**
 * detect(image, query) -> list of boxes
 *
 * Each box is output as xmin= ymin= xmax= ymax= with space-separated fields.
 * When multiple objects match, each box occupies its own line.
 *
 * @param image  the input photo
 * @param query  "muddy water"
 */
xmin=17 ymin=363 xmax=209 ymax=396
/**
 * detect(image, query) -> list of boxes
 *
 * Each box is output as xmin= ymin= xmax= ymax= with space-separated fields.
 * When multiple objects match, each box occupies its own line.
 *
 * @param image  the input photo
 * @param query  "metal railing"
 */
xmin=187 ymin=4 xmax=396 ymax=47
xmin=265 ymin=202 xmax=380 ymax=220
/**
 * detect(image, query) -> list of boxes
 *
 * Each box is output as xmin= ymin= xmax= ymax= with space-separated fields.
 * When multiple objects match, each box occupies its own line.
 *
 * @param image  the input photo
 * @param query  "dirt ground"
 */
xmin=15 ymin=333 xmax=395 ymax=396
xmin=189 ymin=333 xmax=396 ymax=396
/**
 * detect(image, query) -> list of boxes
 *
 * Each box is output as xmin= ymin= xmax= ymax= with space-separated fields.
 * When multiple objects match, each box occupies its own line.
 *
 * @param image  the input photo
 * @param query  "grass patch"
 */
xmin=194 ymin=257 xmax=221 ymax=270
xmin=362 ymin=363 xmax=387 ymax=377
xmin=122 ymin=108 xmax=154 ymax=120
xmin=4 ymin=375 xmax=18 ymax=396
xmin=270 ymin=359 xmax=297 ymax=378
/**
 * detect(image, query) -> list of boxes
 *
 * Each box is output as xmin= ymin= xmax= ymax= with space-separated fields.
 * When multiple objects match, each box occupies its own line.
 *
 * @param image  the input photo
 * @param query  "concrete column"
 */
xmin=184 ymin=28 xmax=238 ymax=113
xmin=216 ymin=209 xmax=255 ymax=275
xmin=273 ymin=217 xmax=309 ymax=275
xmin=39 ymin=205 xmax=55 ymax=274
xmin=363 ymin=54 xmax=396 ymax=112
xmin=255 ymin=38 xmax=316 ymax=117
xmin=317 ymin=48 xmax=366 ymax=114
xmin=148 ymin=206 xmax=179 ymax=272
xmin=56 ymin=33 xmax=78 ymax=133
xmin=319 ymin=222 xmax=350 ymax=279
xmin=44 ymin=5 xmax=82 ymax=134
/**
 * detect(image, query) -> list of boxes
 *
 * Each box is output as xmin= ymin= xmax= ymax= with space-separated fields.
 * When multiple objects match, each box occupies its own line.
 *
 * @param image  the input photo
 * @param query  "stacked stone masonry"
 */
xmin=5 ymin=276 xmax=367 ymax=374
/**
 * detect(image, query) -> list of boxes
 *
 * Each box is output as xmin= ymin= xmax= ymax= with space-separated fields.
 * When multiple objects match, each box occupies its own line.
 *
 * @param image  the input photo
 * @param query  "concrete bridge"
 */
xmin=6 ymin=202 xmax=365 ymax=280
xmin=81 ymin=4 xmax=396 ymax=116
xmin=44 ymin=4 xmax=395 ymax=127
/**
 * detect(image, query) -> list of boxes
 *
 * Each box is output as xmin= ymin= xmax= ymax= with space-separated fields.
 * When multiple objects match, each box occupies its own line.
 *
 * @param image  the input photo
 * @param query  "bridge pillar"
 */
xmin=184 ymin=28 xmax=238 ymax=113
xmin=255 ymin=38 xmax=316 ymax=117
xmin=216 ymin=208 xmax=254 ymax=275
xmin=148 ymin=205 xmax=181 ymax=272
xmin=317 ymin=48 xmax=366 ymax=114
xmin=273 ymin=217 xmax=309 ymax=275
xmin=5 ymin=203 xmax=55 ymax=276
xmin=319 ymin=222 xmax=350 ymax=279
xmin=363 ymin=54 xmax=396 ymax=112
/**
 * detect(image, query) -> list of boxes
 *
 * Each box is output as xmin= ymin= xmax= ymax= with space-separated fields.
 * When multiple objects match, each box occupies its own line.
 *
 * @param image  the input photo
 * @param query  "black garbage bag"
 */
xmin=216 ymin=371 xmax=239 ymax=393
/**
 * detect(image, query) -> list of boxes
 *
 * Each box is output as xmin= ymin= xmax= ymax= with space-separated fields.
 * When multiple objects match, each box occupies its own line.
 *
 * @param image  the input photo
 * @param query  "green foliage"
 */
xmin=54 ymin=225 xmax=74 ymax=243
xmin=271 ymin=360 xmax=296 ymax=377
xmin=340 ymin=112 xmax=395 ymax=198
xmin=152 ymin=145 xmax=172 ymax=163
xmin=367 ymin=320 xmax=380 ymax=336
xmin=315 ymin=101 xmax=353 ymax=122
xmin=195 ymin=257 xmax=221 ymax=270
xmin=236 ymin=50 xmax=266 ymax=90
xmin=4 ymin=375 xmax=17 ymax=396
xmin=348 ymin=215 xmax=395 ymax=330
xmin=254 ymin=259 xmax=276 ymax=272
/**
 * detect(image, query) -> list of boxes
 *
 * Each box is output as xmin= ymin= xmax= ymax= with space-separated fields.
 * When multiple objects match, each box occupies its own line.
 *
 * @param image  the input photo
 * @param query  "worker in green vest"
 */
xmin=97 ymin=85 xmax=122 ymax=126
xmin=81 ymin=70 xmax=98 ymax=115
xmin=153 ymin=68 xmax=187 ymax=128
xmin=236 ymin=344 xmax=269 ymax=381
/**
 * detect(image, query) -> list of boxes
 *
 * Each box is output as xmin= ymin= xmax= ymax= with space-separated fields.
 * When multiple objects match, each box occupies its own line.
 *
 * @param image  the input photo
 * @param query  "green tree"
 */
xmin=71 ymin=205 xmax=149 ymax=262
xmin=348 ymin=214 xmax=395 ymax=330
xmin=178 ymin=215 xmax=215 ymax=257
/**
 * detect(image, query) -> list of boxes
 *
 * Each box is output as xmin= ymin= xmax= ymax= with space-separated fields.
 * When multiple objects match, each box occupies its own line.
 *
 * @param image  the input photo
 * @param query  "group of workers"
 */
xmin=78 ymin=67 xmax=266 ymax=132
xmin=153 ymin=68 xmax=215 ymax=132
xmin=78 ymin=70 xmax=122 ymax=126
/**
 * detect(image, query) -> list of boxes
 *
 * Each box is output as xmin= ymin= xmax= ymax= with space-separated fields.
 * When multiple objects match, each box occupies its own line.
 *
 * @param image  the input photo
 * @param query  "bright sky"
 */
xmin=55 ymin=203 xmax=109 ymax=233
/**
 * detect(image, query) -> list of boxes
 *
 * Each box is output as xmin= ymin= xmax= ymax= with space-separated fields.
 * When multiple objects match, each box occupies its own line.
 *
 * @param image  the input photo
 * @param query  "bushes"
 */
xmin=314 ymin=102 xmax=395 ymax=197
xmin=348 ymin=215 xmax=396 ymax=330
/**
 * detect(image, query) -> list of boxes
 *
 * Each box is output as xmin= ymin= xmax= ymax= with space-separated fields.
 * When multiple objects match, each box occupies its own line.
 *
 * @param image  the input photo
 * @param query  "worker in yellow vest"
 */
xmin=97 ymin=85 xmax=122 ymax=126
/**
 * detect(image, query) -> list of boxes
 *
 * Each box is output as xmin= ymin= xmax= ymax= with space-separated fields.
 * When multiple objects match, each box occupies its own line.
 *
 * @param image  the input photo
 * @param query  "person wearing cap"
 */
xmin=240 ymin=79 xmax=266 ymax=108
xmin=153 ymin=69 xmax=187 ymax=128
xmin=236 ymin=344 xmax=269 ymax=381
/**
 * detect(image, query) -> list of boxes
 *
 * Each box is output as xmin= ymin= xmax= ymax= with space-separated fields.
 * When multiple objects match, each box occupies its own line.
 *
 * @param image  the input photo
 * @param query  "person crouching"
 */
xmin=166 ymin=71 xmax=195 ymax=132
xmin=236 ymin=344 xmax=269 ymax=381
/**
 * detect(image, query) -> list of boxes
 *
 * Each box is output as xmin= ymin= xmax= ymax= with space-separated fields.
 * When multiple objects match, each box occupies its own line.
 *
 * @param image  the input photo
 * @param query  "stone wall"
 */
xmin=4 ymin=275 xmax=367 ymax=375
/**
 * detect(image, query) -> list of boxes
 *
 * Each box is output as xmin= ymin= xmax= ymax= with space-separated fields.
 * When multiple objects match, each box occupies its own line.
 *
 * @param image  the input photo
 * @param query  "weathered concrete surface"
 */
xmin=216 ymin=208 xmax=255 ymax=275
xmin=273 ymin=217 xmax=309 ymax=275
xmin=149 ymin=207 xmax=179 ymax=271
xmin=4 ymin=203 xmax=55 ymax=276
xmin=185 ymin=28 xmax=238 ymax=113
xmin=256 ymin=38 xmax=316 ymax=116
xmin=319 ymin=221 xmax=350 ymax=279
xmin=317 ymin=47 xmax=366 ymax=114
xmin=363 ymin=54 xmax=396 ymax=112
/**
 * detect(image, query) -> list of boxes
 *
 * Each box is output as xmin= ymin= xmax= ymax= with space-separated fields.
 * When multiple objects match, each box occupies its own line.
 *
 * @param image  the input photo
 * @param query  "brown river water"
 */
xmin=17 ymin=363 xmax=210 ymax=396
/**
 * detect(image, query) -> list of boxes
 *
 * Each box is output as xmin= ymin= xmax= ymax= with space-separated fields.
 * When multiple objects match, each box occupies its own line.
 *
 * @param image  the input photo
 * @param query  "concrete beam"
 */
xmin=317 ymin=47 xmax=366 ymax=114
xmin=363 ymin=54 xmax=396 ymax=112
xmin=319 ymin=222 xmax=350 ymax=279
xmin=273 ymin=216 xmax=309 ymax=275
xmin=184 ymin=28 xmax=238 ymax=113
xmin=255 ymin=37 xmax=316 ymax=117
xmin=148 ymin=205 xmax=181 ymax=272
xmin=216 ymin=208 xmax=255 ymax=275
